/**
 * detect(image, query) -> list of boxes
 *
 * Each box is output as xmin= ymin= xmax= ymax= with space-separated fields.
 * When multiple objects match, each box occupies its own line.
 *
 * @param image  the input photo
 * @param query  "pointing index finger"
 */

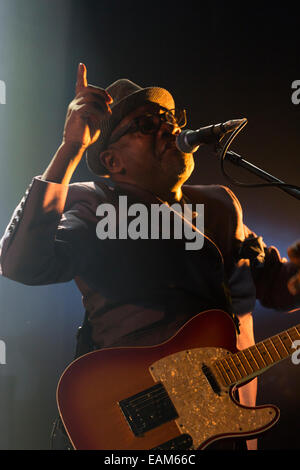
xmin=75 ymin=62 xmax=88 ymax=95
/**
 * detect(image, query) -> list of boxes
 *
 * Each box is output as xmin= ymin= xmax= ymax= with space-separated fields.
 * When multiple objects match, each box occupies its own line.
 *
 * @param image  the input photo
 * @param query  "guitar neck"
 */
xmin=213 ymin=322 xmax=300 ymax=386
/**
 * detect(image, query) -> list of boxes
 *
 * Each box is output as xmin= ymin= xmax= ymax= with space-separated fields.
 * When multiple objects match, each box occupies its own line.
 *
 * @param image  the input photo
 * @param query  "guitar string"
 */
xmin=128 ymin=334 xmax=299 ymax=403
xmin=122 ymin=327 xmax=300 ymax=409
xmin=123 ymin=389 xmax=170 ymax=409
xmin=123 ymin=372 xmax=215 ymax=411
xmin=218 ymin=328 xmax=300 ymax=374
xmin=115 ymin=197 xmax=300 ymax=408
xmin=123 ymin=362 xmax=206 ymax=409
xmin=215 ymin=330 xmax=300 ymax=386
xmin=122 ymin=348 xmax=286 ymax=412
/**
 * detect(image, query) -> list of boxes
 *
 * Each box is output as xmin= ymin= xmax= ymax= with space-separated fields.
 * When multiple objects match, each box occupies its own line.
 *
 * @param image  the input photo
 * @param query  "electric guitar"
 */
xmin=56 ymin=309 xmax=300 ymax=450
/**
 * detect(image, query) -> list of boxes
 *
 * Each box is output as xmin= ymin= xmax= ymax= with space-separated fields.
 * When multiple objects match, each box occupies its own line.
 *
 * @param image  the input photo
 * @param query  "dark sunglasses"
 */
xmin=108 ymin=108 xmax=187 ymax=145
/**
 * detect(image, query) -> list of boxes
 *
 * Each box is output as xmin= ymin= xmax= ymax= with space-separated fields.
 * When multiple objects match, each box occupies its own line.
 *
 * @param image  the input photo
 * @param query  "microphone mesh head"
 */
xmin=176 ymin=130 xmax=199 ymax=153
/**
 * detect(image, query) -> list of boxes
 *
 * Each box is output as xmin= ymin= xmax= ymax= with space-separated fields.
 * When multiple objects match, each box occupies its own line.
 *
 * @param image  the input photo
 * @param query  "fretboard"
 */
xmin=214 ymin=323 xmax=300 ymax=386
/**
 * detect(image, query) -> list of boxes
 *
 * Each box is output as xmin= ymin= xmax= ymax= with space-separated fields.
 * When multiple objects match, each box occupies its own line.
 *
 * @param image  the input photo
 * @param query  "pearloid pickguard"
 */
xmin=150 ymin=347 xmax=278 ymax=449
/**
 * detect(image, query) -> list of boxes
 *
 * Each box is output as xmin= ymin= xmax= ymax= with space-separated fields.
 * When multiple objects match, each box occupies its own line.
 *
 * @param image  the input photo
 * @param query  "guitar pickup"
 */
xmin=118 ymin=383 xmax=178 ymax=437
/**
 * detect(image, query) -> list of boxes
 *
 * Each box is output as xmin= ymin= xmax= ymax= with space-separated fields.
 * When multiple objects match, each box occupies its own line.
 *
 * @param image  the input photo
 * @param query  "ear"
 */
xmin=99 ymin=148 xmax=125 ymax=175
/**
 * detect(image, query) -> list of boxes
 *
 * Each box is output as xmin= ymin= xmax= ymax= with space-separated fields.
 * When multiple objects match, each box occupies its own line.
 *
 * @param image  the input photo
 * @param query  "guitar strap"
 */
xmin=178 ymin=191 xmax=241 ymax=336
xmin=222 ymin=276 xmax=241 ymax=335
xmin=72 ymin=179 xmax=243 ymax=359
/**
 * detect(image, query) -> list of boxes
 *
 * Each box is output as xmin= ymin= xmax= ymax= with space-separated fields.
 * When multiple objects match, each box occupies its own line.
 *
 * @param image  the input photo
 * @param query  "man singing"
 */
xmin=0 ymin=63 xmax=299 ymax=450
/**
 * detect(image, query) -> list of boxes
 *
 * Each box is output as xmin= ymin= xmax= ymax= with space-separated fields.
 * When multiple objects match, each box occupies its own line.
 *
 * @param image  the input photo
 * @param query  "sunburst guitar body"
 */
xmin=57 ymin=309 xmax=282 ymax=450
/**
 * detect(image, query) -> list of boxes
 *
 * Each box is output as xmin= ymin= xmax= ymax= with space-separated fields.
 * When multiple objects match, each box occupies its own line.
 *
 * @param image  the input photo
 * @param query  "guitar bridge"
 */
xmin=118 ymin=383 xmax=178 ymax=437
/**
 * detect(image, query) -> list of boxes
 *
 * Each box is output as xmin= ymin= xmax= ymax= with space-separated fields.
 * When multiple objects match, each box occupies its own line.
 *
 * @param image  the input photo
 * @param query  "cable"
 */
xmin=217 ymin=119 xmax=300 ymax=191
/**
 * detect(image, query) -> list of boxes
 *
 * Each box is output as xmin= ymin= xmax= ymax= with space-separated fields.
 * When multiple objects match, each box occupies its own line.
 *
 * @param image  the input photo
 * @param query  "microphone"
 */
xmin=176 ymin=118 xmax=246 ymax=153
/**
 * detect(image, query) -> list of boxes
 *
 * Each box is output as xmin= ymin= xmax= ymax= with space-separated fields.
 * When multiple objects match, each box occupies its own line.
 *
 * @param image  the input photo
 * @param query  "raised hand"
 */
xmin=63 ymin=63 xmax=113 ymax=150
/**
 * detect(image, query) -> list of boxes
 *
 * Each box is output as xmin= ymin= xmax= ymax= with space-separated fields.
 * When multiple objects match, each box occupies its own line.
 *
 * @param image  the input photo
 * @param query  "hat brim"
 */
xmin=86 ymin=86 xmax=175 ymax=176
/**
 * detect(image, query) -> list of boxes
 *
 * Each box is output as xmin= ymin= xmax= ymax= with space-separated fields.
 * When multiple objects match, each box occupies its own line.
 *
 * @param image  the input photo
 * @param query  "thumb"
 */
xmin=75 ymin=62 xmax=88 ymax=95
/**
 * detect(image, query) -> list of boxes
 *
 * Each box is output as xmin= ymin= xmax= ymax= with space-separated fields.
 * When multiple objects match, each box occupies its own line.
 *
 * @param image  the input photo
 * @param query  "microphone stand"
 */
xmin=222 ymin=149 xmax=300 ymax=201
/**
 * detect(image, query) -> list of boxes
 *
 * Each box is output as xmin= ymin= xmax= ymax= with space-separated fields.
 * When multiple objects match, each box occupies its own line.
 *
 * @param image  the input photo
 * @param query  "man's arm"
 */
xmin=42 ymin=63 xmax=112 ymax=185
xmin=224 ymin=185 xmax=300 ymax=311
xmin=255 ymin=241 xmax=300 ymax=311
xmin=0 ymin=63 xmax=112 ymax=285
xmin=240 ymin=225 xmax=300 ymax=311
xmin=0 ymin=177 xmax=102 ymax=285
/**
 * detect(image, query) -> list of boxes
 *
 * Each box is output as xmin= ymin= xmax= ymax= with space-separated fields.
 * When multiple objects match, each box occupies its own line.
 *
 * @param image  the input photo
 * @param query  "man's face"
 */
xmin=101 ymin=103 xmax=195 ymax=195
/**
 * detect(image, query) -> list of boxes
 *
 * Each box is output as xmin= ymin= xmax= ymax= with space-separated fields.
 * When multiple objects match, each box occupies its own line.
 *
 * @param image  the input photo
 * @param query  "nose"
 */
xmin=158 ymin=120 xmax=181 ymax=137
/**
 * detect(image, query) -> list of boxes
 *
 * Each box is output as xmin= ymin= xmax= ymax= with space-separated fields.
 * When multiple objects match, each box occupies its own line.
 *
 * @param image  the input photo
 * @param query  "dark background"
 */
xmin=0 ymin=0 xmax=299 ymax=449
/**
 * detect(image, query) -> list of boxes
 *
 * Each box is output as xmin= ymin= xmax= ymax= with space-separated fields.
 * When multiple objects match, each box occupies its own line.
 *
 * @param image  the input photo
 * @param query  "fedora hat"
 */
xmin=86 ymin=78 xmax=175 ymax=175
